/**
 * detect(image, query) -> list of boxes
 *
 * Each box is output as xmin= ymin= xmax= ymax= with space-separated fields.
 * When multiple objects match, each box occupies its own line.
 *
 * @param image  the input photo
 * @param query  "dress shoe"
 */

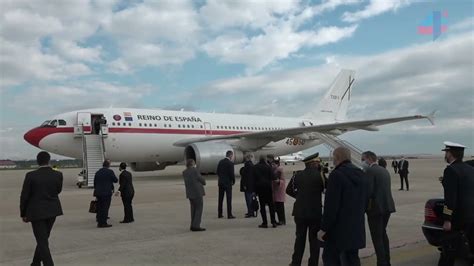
xmin=258 ymin=224 xmax=268 ymax=228
xmin=398 ymin=188 xmax=403 ymax=191
xmin=272 ymin=223 xmax=277 ymax=228
xmin=245 ymin=214 xmax=252 ymax=218
xmin=120 ymin=220 xmax=133 ymax=223
xmin=228 ymin=215 xmax=236 ymax=219
xmin=97 ymin=224 xmax=112 ymax=228
xmin=190 ymin=227 xmax=206 ymax=232
xmin=275 ymin=222 xmax=282 ymax=226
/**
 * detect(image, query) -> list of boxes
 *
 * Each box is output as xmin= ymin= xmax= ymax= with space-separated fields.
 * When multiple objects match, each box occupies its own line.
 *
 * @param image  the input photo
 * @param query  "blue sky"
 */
xmin=0 ymin=0 xmax=473 ymax=159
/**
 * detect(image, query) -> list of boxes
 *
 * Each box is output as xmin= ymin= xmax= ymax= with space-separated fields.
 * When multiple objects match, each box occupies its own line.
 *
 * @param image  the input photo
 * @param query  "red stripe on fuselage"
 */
xmin=24 ymin=127 xmax=74 ymax=147
xmin=24 ymin=126 xmax=247 ymax=147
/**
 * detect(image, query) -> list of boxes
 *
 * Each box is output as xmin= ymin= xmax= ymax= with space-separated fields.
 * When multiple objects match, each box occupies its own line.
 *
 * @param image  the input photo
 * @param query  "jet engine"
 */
xmin=184 ymin=142 xmax=243 ymax=173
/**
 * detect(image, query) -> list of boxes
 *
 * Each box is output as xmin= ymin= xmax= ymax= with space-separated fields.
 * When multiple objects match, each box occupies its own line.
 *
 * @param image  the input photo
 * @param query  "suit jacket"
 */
xmin=118 ymin=170 xmax=135 ymax=198
xmin=93 ymin=168 xmax=118 ymax=197
xmin=321 ymin=160 xmax=369 ymax=250
xmin=183 ymin=167 xmax=206 ymax=199
xmin=365 ymin=164 xmax=396 ymax=216
xmin=253 ymin=161 xmax=275 ymax=191
xmin=240 ymin=161 xmax=256 ymax=192
xmin=292 ymin=167 xmax=324 ymax=219
xmin=20 ymin=167 xmax=63 ymax=221
xmin=217 ymin=158 xmax=235 ymax=188
xmin=398 ymin=159 xmax=409 ymax=174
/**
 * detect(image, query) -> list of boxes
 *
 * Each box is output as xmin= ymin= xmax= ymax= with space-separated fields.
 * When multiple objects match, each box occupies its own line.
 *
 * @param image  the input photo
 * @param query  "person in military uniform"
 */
xmin=438 ymin=141 xmax=474 ymax=266
xmin=290 ymin=152 xmax=325 ymax=266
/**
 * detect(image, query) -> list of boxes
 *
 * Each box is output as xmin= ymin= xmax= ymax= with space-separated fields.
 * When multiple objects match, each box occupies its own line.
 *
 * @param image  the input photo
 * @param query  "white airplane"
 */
xmin=24 ymin=69 xmax=434 ymax=173
xmin=279 ymin=152 xmax=304 ymax=165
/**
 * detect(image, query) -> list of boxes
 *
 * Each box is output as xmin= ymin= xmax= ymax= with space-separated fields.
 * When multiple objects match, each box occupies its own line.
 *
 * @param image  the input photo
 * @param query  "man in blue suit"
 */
xmin=94 ymin=160 xmax=118 ymax=228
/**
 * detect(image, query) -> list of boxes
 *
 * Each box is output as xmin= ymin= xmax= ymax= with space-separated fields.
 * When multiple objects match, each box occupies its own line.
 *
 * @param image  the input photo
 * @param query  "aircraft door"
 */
xmin=204 ymin=122 xmax=212 ymax=136
xmin=77 ymin=112 xmax=92 ymax=134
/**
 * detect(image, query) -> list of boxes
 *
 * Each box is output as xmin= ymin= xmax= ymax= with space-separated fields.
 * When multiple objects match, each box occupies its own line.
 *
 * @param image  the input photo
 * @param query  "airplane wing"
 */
xmin=173 ymin=112 xmax=435 ymax=147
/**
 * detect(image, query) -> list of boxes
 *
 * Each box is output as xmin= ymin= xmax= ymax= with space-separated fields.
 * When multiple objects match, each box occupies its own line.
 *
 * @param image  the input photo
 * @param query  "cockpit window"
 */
xmin=58 ymin=120 xmax=67 ymax=126
xmin=49 ymin=120 xmax=58 ymax=127
xmin=40 ymin=120 xmax=51 ymax=127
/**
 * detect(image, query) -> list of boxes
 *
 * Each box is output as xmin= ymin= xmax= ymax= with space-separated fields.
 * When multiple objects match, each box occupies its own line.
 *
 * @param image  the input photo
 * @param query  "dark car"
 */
xmin=422 ymin=198 xmax=445 ymax=248
xmin=422 ymin=160 xmax=474 ymax=254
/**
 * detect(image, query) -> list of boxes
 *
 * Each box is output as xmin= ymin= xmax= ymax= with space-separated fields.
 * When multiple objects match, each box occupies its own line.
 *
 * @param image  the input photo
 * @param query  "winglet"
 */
xmin=426 ymin=110 xmax=437 ymax=125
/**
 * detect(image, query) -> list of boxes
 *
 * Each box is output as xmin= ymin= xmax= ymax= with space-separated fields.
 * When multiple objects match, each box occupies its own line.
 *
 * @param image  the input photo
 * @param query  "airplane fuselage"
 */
xmin=25 ymin=108 xmax=326 ymax=164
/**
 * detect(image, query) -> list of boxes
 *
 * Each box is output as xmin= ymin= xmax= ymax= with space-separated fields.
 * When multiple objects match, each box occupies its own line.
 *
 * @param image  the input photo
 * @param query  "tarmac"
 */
xmin=0 ymin=158 xmax=448 ymax=265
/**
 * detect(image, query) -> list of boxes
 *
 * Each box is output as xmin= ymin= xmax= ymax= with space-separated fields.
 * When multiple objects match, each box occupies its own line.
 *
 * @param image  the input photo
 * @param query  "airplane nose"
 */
xmin=24 ymin=128 xmax=41 ymax=148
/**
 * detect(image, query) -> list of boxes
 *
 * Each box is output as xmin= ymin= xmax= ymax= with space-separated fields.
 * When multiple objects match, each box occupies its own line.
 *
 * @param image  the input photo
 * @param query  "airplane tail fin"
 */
xmin=304 ymin=69 xmax=356 ymax=122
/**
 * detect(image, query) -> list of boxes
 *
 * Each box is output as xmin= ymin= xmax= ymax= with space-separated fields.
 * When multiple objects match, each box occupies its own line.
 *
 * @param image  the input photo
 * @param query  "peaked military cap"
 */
xmin=442 ymin=141 xmax=467 ymax=151
xmin=302 ymin=152 xmax=321 ymax=163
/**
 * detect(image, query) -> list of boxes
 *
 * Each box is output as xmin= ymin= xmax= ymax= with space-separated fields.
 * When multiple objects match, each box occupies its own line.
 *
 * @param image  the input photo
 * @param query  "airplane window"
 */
xmin=112 ymin=122 xmax=116 ymax=126
xmin=117 ymin=122 xmax=121 ymax=126
xmin=129 ymin=123 xmax=131 ymax=126
xmin=192 ymin=125 xmax=194 ymax=128
xmin=58 ymin=120 xmax=67 ymax=126
xmin=200 ymin=125 xmax=203 ymax=128
xmin=187 ymin=125 xmax=190 ymax=128
xmin=178 ymin=125 xmax=181 ymax=128
xmin=40 ymin=120 xmax=51 ymax=127
xmin=139 ymin=123 xmax=142 ymax=127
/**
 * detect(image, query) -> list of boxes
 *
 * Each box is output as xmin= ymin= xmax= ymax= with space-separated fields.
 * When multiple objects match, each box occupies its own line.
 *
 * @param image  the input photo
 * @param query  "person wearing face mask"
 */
xmin=438 ymin=142 xmax=474 ymax=266
xmin=183 ymin=159 xmax=206 ymax=231
xmin=361 ymin=151 xmax=396 ymax=266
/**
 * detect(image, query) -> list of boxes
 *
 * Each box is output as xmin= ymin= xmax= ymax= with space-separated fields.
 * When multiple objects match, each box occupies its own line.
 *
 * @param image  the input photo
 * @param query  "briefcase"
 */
xmin=89 ymin=200 xmax=98 ymax=213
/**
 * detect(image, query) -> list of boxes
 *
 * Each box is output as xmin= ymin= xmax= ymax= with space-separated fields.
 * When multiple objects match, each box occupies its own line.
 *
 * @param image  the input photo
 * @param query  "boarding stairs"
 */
xmin=82 ymin=134 xmax=106 ymax=188
xmin=319 ymin=133 xmax=364 ymax=169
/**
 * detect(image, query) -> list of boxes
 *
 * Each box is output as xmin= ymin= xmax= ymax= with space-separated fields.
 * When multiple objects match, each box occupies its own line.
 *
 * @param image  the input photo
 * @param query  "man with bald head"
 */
xmin=318 ymin=147 xmax=369 ymax=266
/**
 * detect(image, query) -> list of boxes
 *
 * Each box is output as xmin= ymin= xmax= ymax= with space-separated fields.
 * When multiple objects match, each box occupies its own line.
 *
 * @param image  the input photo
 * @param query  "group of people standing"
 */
xmin=289 ymin=147 xmax=396 ymax=266
xmin=215 ymin=151 xmax=287 ymax=228
xmin=19 ymin=141 xmax=474 ymax=266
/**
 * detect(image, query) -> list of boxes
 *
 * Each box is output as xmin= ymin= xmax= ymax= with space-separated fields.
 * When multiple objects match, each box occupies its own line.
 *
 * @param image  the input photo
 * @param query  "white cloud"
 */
xmin=9 ymin=81 xmax=151 ymax=115
xmin=342 ymin=0 xmax=414 ymax=22
xmin=199 ymin=0 xmax=300 ymax=30
xmin=450 ymin=17 xmax=474 ymax=33
xmin=203 ymin=31 xmax=474 ymax=126
xmin=203 ymin=24 xmax=357 ymax=73
xmin=0 ymin=38 xmax=92 ymax=88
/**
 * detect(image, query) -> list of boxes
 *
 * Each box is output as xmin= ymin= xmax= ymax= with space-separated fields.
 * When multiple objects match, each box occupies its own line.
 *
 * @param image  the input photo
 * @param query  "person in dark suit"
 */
xmin=290 ymin=153 xmax=325 ymax=266
xmin=94 ymin=160 xmax=118 ymax=228
xmin=20 ymin=151 xmax=63 ymax=266
xmin=116 ymin=162 xmax=134 ymax=223
xmin=216 ymin=150 xmax=236 ymax=219
xmin=362 ymin=151 xmax=396 ymax=266
xmin=318 ymin=147 xmax=369 ymax=266
xmin=391 ymin=159 xmax=398 ymax=174
xmin=398 ymin=157 xmax=409 ymax=191
xmin=378 ymin=157 xmax=387 ymax=168
xmin=240 ymin=154 xmax=256 ymax=218
xmin=183 ymin=159 xmax=206 ymax=231
xmin=439 ymin=142 xmax=474 ymax=266
xmin=254 ymin=155 xmax=277 ymax=228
